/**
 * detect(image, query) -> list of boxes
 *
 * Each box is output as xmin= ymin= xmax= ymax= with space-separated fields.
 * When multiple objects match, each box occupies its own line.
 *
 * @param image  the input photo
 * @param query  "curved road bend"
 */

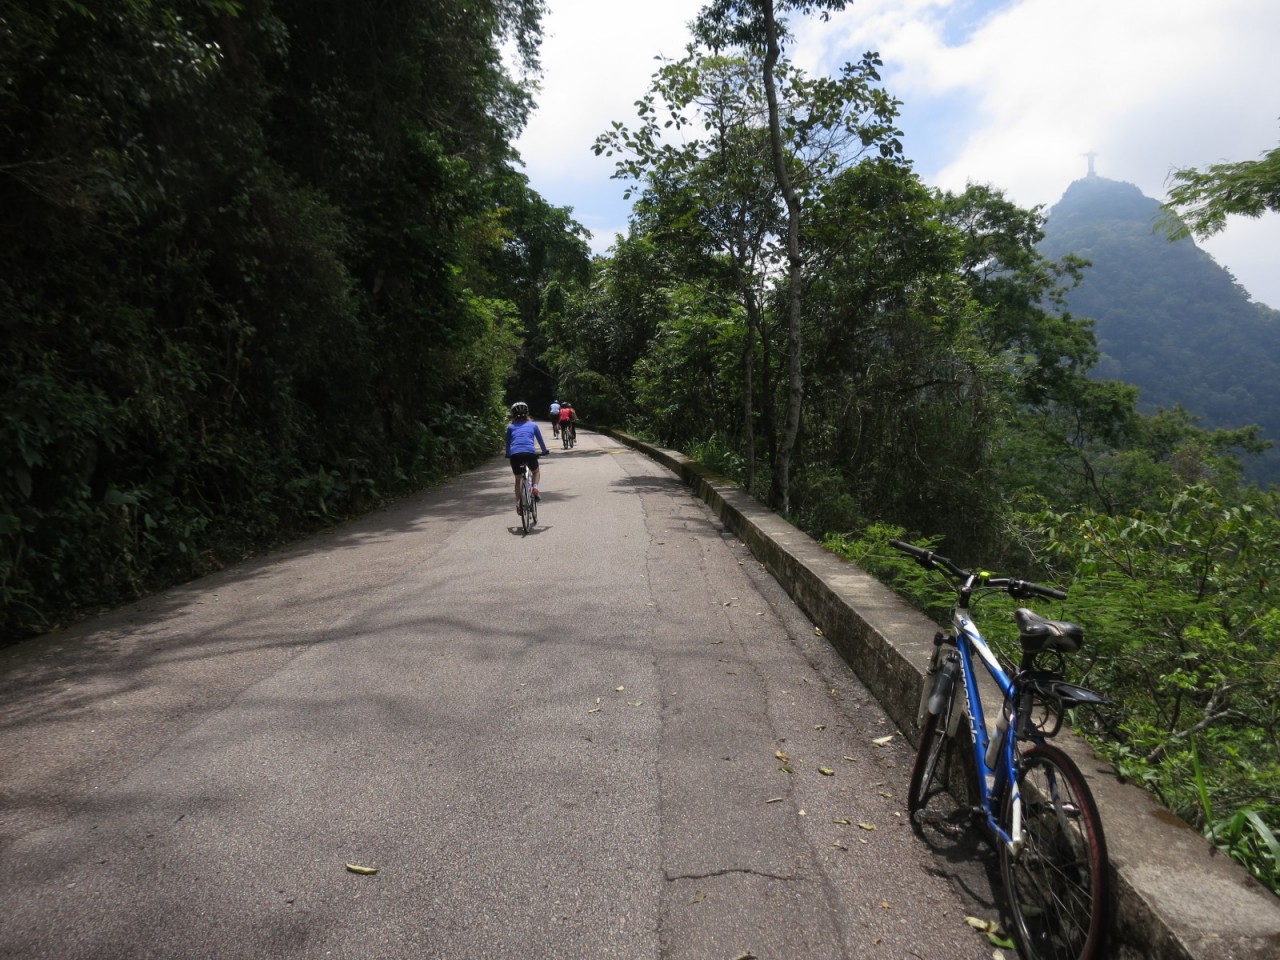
xmin=0 ymin=429 xmax=996 ymax=960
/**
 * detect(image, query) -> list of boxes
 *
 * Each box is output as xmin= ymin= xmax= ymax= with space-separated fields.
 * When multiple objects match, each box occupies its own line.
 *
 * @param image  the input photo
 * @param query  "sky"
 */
xmin=513 ymin=0 xmax=1280 ymax=309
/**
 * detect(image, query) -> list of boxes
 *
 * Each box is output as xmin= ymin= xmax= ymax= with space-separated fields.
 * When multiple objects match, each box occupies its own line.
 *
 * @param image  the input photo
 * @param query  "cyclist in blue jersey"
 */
xmin=505 ymin=401 xmax=549 ymax=515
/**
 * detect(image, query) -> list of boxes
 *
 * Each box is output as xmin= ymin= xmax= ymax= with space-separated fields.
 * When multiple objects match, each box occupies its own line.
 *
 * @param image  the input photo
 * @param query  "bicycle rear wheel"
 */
xmin=999 ymin=743 xmax=1107 ymax=960
xmin=520 ymin=474 xmax=533 ymax=535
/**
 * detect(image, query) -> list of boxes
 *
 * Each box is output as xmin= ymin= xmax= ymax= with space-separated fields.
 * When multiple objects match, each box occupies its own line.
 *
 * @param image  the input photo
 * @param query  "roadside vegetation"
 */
xmin=1 ymin=0 xmax=586 ymax=640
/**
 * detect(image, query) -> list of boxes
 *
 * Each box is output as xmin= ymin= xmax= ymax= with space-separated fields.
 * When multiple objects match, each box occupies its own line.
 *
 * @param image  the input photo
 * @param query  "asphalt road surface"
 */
xmin=0 ymin=430 xmax=1003 ymax=959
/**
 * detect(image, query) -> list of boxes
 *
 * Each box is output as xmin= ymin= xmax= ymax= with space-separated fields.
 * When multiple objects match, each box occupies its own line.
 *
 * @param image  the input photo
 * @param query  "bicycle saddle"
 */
xmin=1014 ymin=607 xmax=1083 ymax=654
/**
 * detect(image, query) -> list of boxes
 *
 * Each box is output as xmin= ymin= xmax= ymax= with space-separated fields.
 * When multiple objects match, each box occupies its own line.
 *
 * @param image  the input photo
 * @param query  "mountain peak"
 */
xmin=1049 ymin=175 xmax=1161 ymax=225
xmin=1039 ymin=177 xmax=1280 ymax=483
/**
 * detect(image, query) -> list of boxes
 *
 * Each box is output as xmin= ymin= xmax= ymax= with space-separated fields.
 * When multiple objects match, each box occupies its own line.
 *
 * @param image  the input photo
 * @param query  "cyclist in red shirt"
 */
xmin=557 ymin=402 xmax=577 ymax=444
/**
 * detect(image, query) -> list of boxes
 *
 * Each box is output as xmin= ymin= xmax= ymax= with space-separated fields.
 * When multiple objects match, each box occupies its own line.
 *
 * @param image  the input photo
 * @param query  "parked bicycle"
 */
xmin=518 ymin=462 xmax=538 ymax=534
xmin=889 ymin=539 xmax=1109 ymax=960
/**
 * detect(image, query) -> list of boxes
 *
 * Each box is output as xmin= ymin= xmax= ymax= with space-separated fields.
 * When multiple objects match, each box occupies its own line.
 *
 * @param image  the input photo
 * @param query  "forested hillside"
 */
xmin=1039 ymin=175 xmax=1280 ymax=482
xmin=1 ymin=0 xmax=586 ymax=641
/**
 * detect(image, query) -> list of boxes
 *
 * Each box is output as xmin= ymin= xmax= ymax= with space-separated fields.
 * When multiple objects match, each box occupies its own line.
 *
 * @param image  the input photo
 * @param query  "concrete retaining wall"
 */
xmin=605 ymin=428 xmax=1280 ymax=960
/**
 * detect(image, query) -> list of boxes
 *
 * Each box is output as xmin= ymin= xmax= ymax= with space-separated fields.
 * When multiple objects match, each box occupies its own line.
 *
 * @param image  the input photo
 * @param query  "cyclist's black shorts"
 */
xmin=510 ymin=453 xmax=540 ymax=475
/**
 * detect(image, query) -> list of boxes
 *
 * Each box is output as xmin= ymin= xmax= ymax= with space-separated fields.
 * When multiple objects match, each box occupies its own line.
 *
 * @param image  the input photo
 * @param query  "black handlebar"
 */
xmin=889 ymin=539 xmax=1066 ymax=601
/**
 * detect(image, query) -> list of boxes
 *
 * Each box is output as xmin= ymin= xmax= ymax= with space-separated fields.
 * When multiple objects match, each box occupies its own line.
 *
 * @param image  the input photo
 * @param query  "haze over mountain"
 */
xmin=1039 ymin=174 xmax=1280 ymax=483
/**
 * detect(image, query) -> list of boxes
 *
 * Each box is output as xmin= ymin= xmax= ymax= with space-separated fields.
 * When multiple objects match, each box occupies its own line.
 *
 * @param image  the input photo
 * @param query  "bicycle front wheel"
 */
xmin=520 ymin=480 xmax=533 ymax=535
xmin=907 ymin=683 xmax=966 ymax=834
xmin=999 ymin=743 xmax=1107 ymax=960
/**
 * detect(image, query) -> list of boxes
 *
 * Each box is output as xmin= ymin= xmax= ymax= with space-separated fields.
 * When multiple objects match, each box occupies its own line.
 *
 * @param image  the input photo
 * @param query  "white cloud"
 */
xmin=514 ymin=0 xmax=705 ymax=248
xmin=806 ymin=0 xmax=1280 ymax=305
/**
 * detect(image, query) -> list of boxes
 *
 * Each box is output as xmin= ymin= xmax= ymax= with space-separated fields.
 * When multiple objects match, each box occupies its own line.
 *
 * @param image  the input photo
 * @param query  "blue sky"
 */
xmin=514 ymin=0 xmax=1280 ymax=309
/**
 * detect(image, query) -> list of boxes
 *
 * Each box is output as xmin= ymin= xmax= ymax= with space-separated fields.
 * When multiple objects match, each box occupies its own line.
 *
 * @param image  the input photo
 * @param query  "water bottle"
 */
xmin=985 ymin=707 xmax=1009 ymax=769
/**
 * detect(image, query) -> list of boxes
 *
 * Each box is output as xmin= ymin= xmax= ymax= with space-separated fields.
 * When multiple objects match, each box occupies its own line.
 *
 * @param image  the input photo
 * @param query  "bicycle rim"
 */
xmin=999 ymin=743 xmax=1107 ymax=960
xmin=907 ymin=690 xmax=964 ymax=833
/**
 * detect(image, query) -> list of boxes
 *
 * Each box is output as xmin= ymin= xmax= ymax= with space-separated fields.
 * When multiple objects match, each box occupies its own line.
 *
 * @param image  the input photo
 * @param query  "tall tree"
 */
xmin=596 ymin=49 xmax=780 ymax=492
xmin=601 ymin=1 xmax=901 ymax=510
xmin=693 ymin=0 xmax=901 ymax=511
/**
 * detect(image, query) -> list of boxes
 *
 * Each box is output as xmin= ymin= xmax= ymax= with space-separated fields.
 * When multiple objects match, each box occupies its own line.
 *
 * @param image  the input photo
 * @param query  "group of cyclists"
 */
xmin=503 ymin=399 xmax=577 ymax=517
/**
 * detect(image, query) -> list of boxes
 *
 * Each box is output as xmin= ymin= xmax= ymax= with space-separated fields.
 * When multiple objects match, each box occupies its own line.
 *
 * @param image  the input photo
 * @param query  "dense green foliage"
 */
xmin=1039 ymin=176 xmax=1280 ymax=483
xmin=1 ymin=0 xmax=587 ymax=640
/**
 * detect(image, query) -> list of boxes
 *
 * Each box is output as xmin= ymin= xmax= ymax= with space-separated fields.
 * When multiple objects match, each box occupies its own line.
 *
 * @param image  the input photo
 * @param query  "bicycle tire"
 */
xmin=999 ymin=743 xmax=1107 ymax=960
xmin=907 ymin=683 xmax=966 ymax=834
xmin=562 ymin=428 xmax=571 ymax=450
xmin=520 ymin=474 xmax=533 ymax=535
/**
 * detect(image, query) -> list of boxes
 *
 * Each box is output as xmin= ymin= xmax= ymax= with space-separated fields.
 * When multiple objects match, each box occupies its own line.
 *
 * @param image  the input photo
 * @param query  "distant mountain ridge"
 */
xmin=1038 ymin=174 xmax=1280 ymax=483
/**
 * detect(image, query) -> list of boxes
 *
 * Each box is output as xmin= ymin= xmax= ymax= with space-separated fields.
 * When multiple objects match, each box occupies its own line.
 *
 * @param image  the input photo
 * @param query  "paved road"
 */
xmin=0 ymin=430 xmax=1000 ymax=959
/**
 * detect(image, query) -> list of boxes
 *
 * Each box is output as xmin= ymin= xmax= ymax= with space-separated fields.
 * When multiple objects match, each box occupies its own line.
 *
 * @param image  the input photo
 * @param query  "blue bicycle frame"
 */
xmin=950 ymin=607 xmax=1026 ymax=854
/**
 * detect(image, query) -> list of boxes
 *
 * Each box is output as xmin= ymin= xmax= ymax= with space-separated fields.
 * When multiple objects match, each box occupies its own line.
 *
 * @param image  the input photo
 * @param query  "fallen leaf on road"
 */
xmin=814 ymin=627 xmax=824 ymax=636
xmin=588 ymin=708 xmax=601 ymax=714
xmin=775 ymin=750 xmax=790 ymax=762
xmin=857 ymin=823 xmax=876 ymax=831
xmin=615 ymin=686 xmax=625 ymax=692
xmin=872 ymin=734 xmax=894 ymax=746
xmin=818 ymin=767 xmax=835 ymax=776
xmin=965 ymin=918 xmax=1016 ymax=949
xmin=345 ymin=863 xmax=378 ymax=875
xmin=765 ymin=797 xmax=785 ymax=804
xmin=833 ymin=818 xmax=851 ymax=825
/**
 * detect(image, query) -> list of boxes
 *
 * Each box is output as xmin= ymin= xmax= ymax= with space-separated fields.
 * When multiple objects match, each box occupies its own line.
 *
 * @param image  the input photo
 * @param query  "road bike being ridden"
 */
xmin=889 ymin=539 xmax=1109 ymax=960
xmin=561 ymin=421 xmax=575 ymax=449
xmin=518 ymin=463 xmax=538 ymax=534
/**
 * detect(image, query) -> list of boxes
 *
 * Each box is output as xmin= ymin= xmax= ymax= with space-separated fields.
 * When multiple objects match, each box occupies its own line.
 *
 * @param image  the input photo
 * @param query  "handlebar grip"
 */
xmin=889 ymin=538 xmax=927 ymax=558
xmin=1008 ymin=578 xmax=1067 ymax=601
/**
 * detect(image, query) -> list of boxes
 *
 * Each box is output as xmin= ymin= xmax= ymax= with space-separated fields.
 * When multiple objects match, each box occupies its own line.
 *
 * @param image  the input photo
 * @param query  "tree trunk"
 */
xmin=762 ymin=0 xmax=803 ymax=514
